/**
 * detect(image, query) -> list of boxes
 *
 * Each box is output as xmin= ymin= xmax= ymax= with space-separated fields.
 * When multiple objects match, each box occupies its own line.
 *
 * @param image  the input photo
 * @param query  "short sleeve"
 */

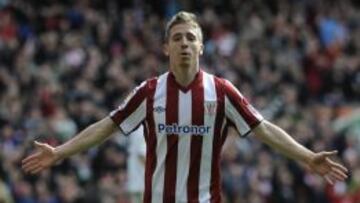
xmin=223 ymin=80 xmax=264 ymax=137
xmin=110 ymin=81 xmax=148 ymax=135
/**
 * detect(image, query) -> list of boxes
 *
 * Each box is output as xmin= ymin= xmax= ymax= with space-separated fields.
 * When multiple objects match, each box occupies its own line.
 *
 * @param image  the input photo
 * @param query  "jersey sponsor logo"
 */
xmin=158 ymin=123 xmax=211 ymax=136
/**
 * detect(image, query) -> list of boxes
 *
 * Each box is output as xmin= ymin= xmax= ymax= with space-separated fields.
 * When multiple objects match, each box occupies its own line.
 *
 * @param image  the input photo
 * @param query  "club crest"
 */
xmin=204 ymin=102 xmax=217 ymax=116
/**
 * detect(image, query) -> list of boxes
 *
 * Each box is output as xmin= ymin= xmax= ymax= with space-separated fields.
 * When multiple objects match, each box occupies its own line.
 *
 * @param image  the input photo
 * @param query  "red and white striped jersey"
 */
xmin=110 ymin=70 xmax=264 ymax=203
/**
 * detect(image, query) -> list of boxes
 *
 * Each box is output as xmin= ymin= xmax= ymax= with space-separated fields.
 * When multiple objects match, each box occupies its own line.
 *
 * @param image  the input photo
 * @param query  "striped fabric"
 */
xmin=110 ymin=70 xmax=264 ymax=203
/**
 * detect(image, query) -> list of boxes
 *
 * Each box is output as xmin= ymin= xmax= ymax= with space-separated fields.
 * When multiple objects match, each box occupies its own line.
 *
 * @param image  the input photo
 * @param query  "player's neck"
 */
xmin=170 ymin=64 xmax=199 ymax=87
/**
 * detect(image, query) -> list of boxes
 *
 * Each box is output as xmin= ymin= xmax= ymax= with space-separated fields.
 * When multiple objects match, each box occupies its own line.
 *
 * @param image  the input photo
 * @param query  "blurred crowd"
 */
xmin=0 ymin=0 xmax=359 ymax=202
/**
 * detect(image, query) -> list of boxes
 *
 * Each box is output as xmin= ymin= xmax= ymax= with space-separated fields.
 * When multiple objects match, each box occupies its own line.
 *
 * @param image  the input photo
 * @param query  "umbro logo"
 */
xmin=154 ymin=106 xmax=166 ymax=113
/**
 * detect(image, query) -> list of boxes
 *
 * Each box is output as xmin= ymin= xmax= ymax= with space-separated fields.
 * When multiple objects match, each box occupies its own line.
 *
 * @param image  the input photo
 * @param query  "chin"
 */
xmin=179 ymin=61 xmax=191 ymax=68
xmin=179 ymin=63 xmax=191 ymax=68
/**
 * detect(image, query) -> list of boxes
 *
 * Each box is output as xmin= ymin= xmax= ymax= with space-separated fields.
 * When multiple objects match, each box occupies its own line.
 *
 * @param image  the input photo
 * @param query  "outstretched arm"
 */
xmin=22 ymin=116 xmax=117 ymax=174
xmin=252 ymin=120 xmax=348 ymax=184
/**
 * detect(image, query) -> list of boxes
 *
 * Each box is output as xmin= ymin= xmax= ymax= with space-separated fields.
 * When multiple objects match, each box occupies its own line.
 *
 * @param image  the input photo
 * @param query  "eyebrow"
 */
xmin=171 ymin=31 xmax=197 ymax=39
xmin=172 ymin=33 xmax=183 ymax=38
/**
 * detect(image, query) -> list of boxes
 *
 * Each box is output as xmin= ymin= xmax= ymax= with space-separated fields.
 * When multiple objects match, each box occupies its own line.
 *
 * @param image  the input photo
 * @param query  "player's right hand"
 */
xmin=22 ymin=141 xmax=60 ymax=174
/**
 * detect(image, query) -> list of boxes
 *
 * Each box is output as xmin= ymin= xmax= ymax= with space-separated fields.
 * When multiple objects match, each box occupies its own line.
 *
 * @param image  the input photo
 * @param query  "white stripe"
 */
xmin=199 ymin=72 xmax=217 ymax=202
xmin=203 ymin=72 xmax=217 ymax=101
xmin=225 ymin=79 xmax=263 ymax=122
xmin=152 ymin=72 xmax=168 ymax=203
xmin=225 ymin=96 xmax=250 ymax=136
xmin=175 ymin=91 xmax=192 ymax=202
xmin=119 ymin=99 xmax=146 ymax=134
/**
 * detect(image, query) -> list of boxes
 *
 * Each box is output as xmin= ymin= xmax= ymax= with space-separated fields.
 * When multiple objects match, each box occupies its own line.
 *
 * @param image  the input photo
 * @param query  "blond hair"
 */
xmin=164 ymin=11 xmax=203 ymax=42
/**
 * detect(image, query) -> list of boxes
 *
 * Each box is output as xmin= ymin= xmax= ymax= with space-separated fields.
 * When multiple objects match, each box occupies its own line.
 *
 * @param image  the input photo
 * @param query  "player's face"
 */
xmin=164 ymin=23 xmax=203 ymax=69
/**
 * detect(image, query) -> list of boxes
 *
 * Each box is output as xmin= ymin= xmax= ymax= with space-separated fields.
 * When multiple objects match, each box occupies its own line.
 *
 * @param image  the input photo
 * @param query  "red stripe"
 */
xmin=210 ymin=77 xmax=225 ymax=203
xmin=187 ymin=73 xmax=204 ymax=203
xmin=111 ymin=82 xmax=148 ymax=126
xmin=220 ymin=120 xmax=231 ymax=146
xmin=223 ymin=81 xmax=260 ymax=127
xmin=143 ymin=78 xmax=157 ymax=203
xmin=163 ymin=77 xmax=179 ymax=203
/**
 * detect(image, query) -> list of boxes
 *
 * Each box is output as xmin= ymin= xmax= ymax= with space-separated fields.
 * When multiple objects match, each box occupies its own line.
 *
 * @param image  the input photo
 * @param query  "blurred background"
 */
xmin=0 ymin=0 xmax=359 ymax=202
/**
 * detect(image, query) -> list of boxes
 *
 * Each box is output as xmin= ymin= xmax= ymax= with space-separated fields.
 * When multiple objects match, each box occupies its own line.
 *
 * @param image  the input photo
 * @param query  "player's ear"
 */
xmin=163 ymin=43 xmax=169 ymax=56
xmin=199 ymin=43 xmax=204 ymax=55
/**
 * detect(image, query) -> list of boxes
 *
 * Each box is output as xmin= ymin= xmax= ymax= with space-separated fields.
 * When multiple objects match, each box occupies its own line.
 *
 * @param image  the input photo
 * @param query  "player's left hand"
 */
xmin=307 ymin=150 xmax=348 ymax=184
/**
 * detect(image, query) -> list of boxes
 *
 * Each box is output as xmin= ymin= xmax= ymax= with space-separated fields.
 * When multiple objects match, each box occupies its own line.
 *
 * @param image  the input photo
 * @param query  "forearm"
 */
xmin=54 ymin=117 xmax=117 ymax=160
xmin=253 ymin=120 xmax=315 ymax=163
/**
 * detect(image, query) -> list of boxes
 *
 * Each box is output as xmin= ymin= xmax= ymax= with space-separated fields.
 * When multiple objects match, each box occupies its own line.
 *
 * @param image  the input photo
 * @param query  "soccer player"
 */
xmin=22 ymin=11 xmax=348 ymax=203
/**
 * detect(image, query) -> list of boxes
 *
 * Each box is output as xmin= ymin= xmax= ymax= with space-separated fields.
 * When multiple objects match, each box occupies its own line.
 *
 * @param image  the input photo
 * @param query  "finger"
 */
xmin=328 ymin=160 xmax=348 ymax=173
xmin=22 ymin=153 xmax=40 ymax=164
xmin=22 ymin=159 xmax=39 ymax=170
xmin=24 ymin=163 xmax=42 ymax=174
xmin=23 ymin=161 xmax=40 ymax=173
xmin=324 ymin=174 xmax=334 ymax=185
xmin=29 ymin=166 xmax=42 ymax=174
xmin=34 ymin=141 xmax=47 ymax=149
xmin=31 ymin=165 xmax=45 ymax=174
xmin=331 ymin=167 xmax=348 ymax=180
xmin=321 ymin=150 xmax=338 ymax=158
xmin=329 ymin=171 xmax=346 ymax=182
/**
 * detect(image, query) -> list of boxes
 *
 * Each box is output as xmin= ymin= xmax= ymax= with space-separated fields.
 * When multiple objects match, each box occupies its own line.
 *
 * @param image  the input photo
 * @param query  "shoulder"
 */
xmin=142 ymin=72 xmax=169 ymax=92
xmin=210 ymin=74 xmax=240 ymax=96
xmin=144 ymin=77 xmax=158 ymax=90
xmin=206 ymin=72 xmax=232 ymax=90
xmin=201 ymin=71 xmax=227 ymax=85
xmin=213 ymin=75 xmax=235 ymax=91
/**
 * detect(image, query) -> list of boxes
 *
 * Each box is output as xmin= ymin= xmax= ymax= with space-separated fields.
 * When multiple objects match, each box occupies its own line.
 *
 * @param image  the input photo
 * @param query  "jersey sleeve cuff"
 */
xmin=109 ymin=115 xmax=130 ymax=136
xmin=240 ymin=118 xmax=264 ymax=138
